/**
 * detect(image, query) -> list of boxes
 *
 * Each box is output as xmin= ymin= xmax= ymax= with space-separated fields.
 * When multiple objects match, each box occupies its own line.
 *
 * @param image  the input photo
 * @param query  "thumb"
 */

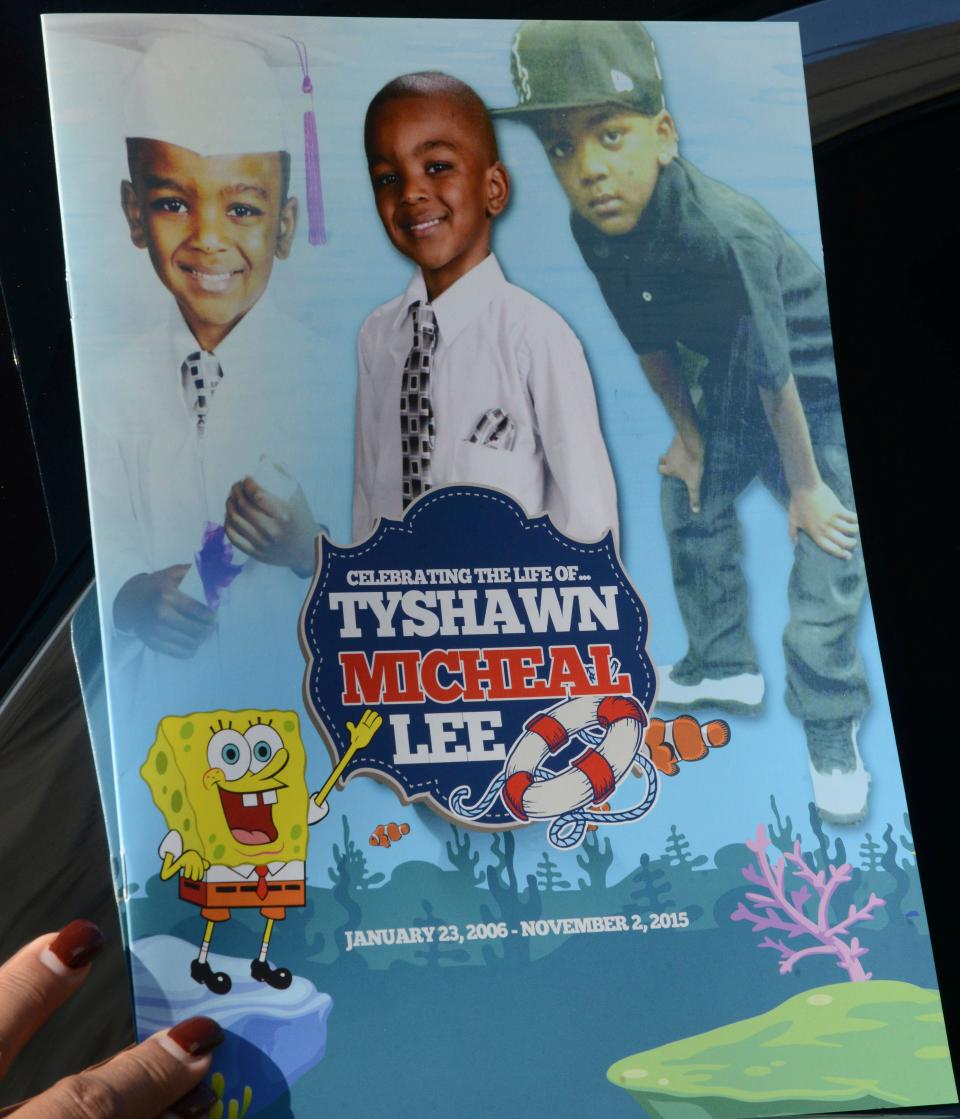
xmin=345 ymin=721 xmax=357 ymax=735
xmin=687 ymin=479 xmax=701 ymax=515
xmin=15 ymin=1018 xmax=223 ymax=1119
xmin=169 ymin=563 xmax=191 ymax=585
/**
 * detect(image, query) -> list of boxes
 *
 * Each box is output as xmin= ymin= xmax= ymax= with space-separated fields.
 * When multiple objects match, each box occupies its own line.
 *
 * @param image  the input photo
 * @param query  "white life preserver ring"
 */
xmin=501 ymin=695 xmax=648 ymax=822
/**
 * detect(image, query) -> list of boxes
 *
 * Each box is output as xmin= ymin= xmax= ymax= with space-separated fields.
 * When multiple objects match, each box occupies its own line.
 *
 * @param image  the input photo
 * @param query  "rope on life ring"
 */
xmin=450 ymin=693 xmax=659 ymax=849
xmin=502 ymin=694 xmax=648 ymax=822
xmin=546 ymin=754 xmax=659 ymax=849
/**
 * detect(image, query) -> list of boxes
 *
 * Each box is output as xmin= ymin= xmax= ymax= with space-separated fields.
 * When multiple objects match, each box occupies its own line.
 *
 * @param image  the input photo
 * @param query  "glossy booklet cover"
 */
xmin=44 ymin=14 xmax=956 ymax=1118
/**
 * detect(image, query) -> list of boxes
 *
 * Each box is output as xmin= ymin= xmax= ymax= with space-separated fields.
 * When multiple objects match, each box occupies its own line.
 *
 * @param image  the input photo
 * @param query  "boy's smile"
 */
xmin=122 ymin=141 xmax=297 ymax=352
xmin=538 ymin=107 xmax=677 ymax=236
xmin=367 ymin=95 xmax=509 ymax=300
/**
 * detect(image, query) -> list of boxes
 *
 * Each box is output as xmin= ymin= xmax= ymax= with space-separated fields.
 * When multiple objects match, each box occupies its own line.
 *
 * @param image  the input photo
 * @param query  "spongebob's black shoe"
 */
xmin=191 ymin=958 xmax=232 ymax=996
xmin=251 ymin=958 xmax=292 ymax=989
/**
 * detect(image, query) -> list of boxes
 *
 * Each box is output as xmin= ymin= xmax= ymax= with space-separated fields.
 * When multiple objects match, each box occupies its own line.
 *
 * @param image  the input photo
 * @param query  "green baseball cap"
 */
xmin=493 ymin=20 xmax=665 ymax=121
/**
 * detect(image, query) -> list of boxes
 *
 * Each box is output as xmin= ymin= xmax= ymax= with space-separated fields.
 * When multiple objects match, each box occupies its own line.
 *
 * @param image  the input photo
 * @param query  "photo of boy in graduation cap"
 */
xmin=496 ymin=21 xmax=870 ymax=825
xmin=70 ymin=20 xmax=344 ymax=698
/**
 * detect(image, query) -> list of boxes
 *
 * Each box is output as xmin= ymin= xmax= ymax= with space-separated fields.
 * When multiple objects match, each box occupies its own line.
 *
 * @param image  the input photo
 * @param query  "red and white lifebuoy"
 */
xmin=501 ymin=695 xmax=648 ymax=822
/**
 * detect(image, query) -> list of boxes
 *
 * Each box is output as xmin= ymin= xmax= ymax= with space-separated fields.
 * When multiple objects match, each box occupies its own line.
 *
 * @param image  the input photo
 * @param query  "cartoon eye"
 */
xmin=245 ymin=725 xmax=284 ymax=773
xmin=546 ymin=140 xmax=573 ymax=161
xmin=207 ymin=729 xmax=251 ymax=781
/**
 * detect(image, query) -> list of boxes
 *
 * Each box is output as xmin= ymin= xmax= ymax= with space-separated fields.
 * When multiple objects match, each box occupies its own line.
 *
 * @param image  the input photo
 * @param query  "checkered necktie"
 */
xmin=400 ymin=302 xmax=439 ymax=508
xmin=181 ymin=350 xmax=224 ymax=435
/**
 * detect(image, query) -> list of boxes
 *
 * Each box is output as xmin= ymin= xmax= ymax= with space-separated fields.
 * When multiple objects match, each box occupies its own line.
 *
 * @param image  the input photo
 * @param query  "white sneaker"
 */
xmin=656 ymin=665 xmax=765 ymax=714
xmin=806 ymin=719 xmax=871 ymax=825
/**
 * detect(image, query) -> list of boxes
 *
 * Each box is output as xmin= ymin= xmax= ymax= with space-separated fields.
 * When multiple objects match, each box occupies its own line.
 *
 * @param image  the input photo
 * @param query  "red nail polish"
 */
xmin=166 ymin=1017 xmax=224 ymax=1058
xmin=169 ymin=1081 xmax=218 ymax=1117
xmin=48 ymin=920 xmax=104 ymax=970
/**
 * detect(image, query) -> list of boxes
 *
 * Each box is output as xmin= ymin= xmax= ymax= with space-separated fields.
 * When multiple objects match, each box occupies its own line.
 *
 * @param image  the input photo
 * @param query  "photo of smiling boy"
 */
xmin=497 ymin=22 xmax=870 ymax=824
xmin=353 ymin=71 xmax=618 ymax=546
xmin=116 ymin=139 xmax=313 ymax=653
xmin=86 ymin=29 xmax=337 ymax=698
xmin=122 ymin=142 xmax=295 ymax=365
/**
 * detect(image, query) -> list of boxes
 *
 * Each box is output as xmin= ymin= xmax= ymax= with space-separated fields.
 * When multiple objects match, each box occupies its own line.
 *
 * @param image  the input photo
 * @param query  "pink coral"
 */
xmin=731 ymin=824 xmax=885 ymax=982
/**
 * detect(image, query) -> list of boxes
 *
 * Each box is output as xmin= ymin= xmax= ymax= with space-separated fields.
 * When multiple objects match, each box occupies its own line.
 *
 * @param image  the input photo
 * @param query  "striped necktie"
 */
xmin=181 ymin=350 xmax=224 ymax=435
xmin=400 ymin=302 xmax=439 ymax=509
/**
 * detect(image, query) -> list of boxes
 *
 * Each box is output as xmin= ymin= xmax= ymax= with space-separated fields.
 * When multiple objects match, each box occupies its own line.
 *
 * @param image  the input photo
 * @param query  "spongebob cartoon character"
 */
xmin=141 ymin=707 xmax=381 ymax=995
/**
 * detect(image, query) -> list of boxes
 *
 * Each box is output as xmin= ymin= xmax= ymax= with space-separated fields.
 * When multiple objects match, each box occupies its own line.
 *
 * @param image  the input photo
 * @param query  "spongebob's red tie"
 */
xmin=254 ymin=865 xmax=269 ymax=901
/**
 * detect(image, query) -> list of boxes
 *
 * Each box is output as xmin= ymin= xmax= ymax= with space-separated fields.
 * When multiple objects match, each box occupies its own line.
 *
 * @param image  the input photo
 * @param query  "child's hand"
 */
xmin=224 ymin=476 xmax=318 ymax=577
xmin=113 ymin=564 xmax=215 ymax=658
xmin=658 ymin=433 xmax=705 ymax=513
xmin=788 ymin=482 xmax=859 ymax=559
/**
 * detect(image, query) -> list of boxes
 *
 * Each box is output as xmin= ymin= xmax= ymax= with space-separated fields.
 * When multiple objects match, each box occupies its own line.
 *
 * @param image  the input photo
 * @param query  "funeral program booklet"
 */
xmin=43 ymin=14 xmax=957 ymax=1118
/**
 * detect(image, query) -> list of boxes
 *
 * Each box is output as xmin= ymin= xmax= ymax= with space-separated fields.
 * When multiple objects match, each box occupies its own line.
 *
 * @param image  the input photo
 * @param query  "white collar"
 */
xmin=229 ymin=861 xmax=288 ymax=878
xmin=169 ymin=289 xmax=275 ymax=370
xmin=393 ymin=253 xmax=507 ymax=346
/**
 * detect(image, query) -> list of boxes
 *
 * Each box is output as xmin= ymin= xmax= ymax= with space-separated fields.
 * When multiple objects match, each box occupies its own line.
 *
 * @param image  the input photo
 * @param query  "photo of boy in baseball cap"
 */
xmin=496 ymin=20 xmax=870 ymax=825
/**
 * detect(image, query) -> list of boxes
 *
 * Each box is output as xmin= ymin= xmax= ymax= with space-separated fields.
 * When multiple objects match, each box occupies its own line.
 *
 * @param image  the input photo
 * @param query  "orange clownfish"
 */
xmin=646 ymin=715 xmax=730 ymax=776
xmin=369 ymin=822 xmax=411 ymax=848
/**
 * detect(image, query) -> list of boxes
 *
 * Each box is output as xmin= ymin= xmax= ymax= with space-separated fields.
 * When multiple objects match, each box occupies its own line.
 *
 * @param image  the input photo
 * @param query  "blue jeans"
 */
xmin=660 ymin=401 xmax=869 ymax=722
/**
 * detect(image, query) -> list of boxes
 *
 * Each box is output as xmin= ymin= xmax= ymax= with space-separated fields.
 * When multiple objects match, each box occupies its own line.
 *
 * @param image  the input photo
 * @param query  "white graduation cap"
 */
xmin=50 ymin=15 xmax=326 ymax=244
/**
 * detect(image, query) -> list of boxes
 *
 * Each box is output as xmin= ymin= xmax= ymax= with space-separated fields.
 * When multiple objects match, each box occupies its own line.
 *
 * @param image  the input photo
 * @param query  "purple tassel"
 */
xmin=303 ymin=78 xmax=326 ymax=246
xmin=285 ymin=39 xmax=326 ymax=247
xmin=195 ymin=521 xmax=244 ymax=610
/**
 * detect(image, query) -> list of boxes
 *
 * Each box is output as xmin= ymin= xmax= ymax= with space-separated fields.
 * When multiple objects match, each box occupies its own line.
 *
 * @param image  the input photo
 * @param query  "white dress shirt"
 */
xmin=84 ymin=294 xmax=352 ymax=730
xmin=353 ymin=253 xmax=619 ymax=544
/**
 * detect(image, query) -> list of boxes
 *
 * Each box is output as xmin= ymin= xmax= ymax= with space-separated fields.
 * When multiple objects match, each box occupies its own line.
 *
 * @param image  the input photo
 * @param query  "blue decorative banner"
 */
xmin=302 ymin=488 xmax=656 ymax=835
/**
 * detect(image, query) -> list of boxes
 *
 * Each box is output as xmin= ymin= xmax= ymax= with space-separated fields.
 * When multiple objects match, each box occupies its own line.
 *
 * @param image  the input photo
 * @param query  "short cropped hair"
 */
xmin=364 ymin=71 xmax=500 ymax=164
xmin=126 ymin=139 xmax=292 ymax=204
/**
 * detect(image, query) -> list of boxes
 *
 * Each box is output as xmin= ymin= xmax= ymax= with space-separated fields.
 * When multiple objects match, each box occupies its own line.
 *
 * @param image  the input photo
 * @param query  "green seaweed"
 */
xmin=209 ymin=1072 xmax=253 ymax=1119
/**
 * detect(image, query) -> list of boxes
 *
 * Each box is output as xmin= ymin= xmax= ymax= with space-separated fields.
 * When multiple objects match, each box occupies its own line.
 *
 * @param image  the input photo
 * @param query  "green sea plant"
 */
xmin=209 ymin=1072 xmax=252 ymax=1119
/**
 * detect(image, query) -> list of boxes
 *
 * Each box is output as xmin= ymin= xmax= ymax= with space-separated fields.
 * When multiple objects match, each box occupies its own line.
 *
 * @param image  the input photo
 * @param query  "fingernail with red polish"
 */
xmin=162 ymin=1017 xmax=224 ymax=1062
xmin=166 ymin=1080 xmax=218 ymax=1118
xmin=41 ymin=920 xmax=104 ymax=975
